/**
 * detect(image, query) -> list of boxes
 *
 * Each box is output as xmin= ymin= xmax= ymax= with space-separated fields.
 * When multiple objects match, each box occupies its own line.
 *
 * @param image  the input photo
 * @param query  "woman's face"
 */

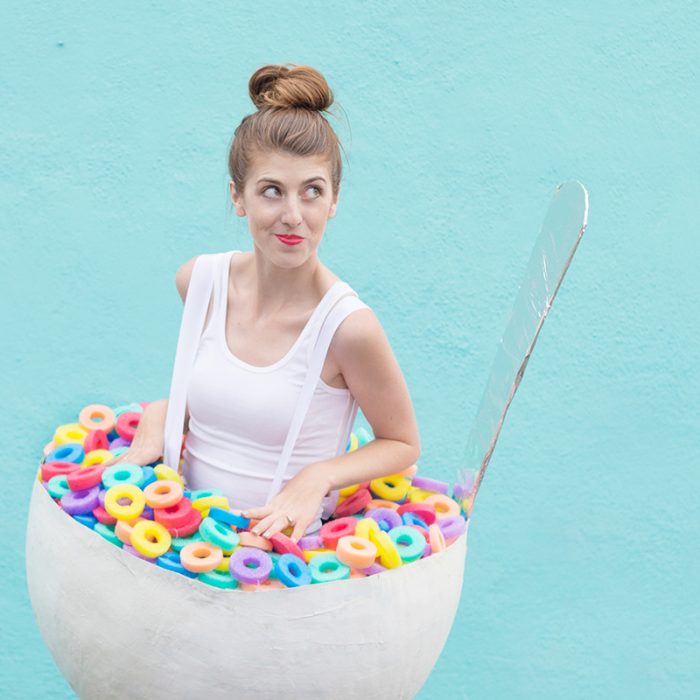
xmin=230 ymin=150 xmax=338 ymax=268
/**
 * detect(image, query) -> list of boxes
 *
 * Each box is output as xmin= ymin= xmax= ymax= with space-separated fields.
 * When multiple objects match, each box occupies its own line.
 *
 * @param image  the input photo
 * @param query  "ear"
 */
xmin=230 ymin=180 xmax=246 ymax=217
xmin=328 ymin=186 xmax=340 ymax=219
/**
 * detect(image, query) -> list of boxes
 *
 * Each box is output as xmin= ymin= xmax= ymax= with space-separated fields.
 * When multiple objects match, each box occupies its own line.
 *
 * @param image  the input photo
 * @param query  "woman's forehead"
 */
xmin=249 ymin=151 xmax=330 ymax=182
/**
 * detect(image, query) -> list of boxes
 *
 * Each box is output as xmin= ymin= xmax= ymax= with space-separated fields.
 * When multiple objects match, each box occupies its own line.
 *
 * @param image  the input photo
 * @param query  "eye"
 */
xmin=262 ymin=185 xmax=280 ymax=198
xmin=307 ymin=185 xmax=323 ymax=197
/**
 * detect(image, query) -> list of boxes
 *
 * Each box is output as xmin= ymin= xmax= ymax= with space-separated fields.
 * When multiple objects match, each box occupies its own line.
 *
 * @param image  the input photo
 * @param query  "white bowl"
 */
xmin=26 ymin=477 xmax=467 ymax=700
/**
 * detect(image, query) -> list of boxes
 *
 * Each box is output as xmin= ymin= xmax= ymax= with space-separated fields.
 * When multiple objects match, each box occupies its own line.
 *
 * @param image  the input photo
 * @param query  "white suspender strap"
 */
xmin=265 ymin=283 xmax=364 ymax=502
xmin=163 ymin=254 xmax=219 ymax=471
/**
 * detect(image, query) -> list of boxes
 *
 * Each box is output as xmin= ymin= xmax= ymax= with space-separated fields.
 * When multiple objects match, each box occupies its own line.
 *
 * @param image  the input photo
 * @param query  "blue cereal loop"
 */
xmin=208 ymin=507 xmax=250 ymax=530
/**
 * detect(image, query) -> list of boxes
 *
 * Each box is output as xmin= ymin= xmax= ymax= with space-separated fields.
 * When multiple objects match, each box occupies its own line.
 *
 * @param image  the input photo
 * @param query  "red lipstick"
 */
xmin=275 ymin=235 xmax=304 ymax=246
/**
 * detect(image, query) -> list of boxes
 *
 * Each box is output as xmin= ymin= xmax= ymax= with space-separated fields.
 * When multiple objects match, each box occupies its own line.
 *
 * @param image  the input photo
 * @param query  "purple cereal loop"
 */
xmin=229 ymin=547 xmax=273 ymax=585
xmin=61 ymin=485 xmax=100 ymax=515
xmin=411 ymin=476 xmax=450 ymax=495
xmin=109 ymin=437 xmax=130 ymax=449
xmin=438 ymin=515 xmax=467 ymax=541
xmin=298 ymin=534 xmax=323 ymax=551
xmin=366 ymin=508 xmax=401 ymax=532
xmin=142 ymin=505 xmax=154 ymax=520
xmin=361 ymin=562 xmax=387 ymax=576
xmin=422 ymin=542 xmax=432 ymax=558
xmin=98 ymin=488 xmax=107 ymax=508
xmin=123 ymin=544 xmax=156 ymax=563
xmin=453 ymin=470 xmax=476 ymax=500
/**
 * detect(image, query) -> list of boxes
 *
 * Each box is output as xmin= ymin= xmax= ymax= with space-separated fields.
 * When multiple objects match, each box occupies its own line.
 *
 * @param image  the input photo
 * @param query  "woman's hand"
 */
xmin=243 ymin=463 xmax=332 ymax=542
xmin=101 ymin=441 xmax=163 ymax=469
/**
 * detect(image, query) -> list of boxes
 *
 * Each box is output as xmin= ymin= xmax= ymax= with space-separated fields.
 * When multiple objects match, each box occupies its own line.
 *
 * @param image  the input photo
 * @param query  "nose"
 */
xmin=280 ymin=196 xmax=303 ymax=228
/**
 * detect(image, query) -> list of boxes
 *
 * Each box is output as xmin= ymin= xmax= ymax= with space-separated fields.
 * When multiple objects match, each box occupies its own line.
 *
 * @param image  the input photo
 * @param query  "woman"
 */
xmin=106 ymin=63 xmax=420 ymax=542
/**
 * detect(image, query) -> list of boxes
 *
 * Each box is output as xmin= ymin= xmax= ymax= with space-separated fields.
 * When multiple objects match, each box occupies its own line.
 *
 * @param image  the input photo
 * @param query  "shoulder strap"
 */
xmin=266 ymin=284 xmax=368 ymax=501
xmin=163 ymin=253 xmax=220 ymax=470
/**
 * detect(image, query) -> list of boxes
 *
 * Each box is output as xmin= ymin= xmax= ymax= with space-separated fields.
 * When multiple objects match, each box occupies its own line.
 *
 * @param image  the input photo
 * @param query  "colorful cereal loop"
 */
xmin=336 ymin=536 xmax=378 ymax=569
xmin=355 ymin=517 xmax=381 ymax=543
xmin=308 ymin=552 xmax=350 ymax=584
xmin=130 ymin=520 xmax=172 ymax=559
xmin=143 ymin=479 xmax=183 ymax=509
xmin=180 ymin=541 xmax=224 ymax=573
xmin=238 ymin=531 xmax=273 ymax=552
xmin=46 ymin=443 xmax=84 ymax=465
xmin=373 ymin=531 xmax=402 ymax=569
xmin=115 ymin=517 xmax=144 ymax=545
xmin=42 ymin=460 xmax=80 ymax=482
xmin=388 ymin=526 xmax=425 ymax=563
xmin=369 ymin=475 xmax=410 ymax=502
xmin=274 ymin=553 xmax=312 ymax=587
xmin=104 ymin=484 xmax=146 ymax=521
xmin=428 ymin=523 xmax=446 ymax=553
xmin=199 ymin=517 xmax=240 ymax=552
xmin=83 ymin=449 xmax=113 ymax=467
xmin=115 ymin=411 xmax=141 ymax=442
xmin=47 ymin=475 xmax=71 ymax=499
xmin=79 ymin=404 xmax=116 ymax=434
xmin=192 ymin=495 xmax=229 ymax=518
xmin=228 ymin=547 xmax=273 ymax=584
xmin=422 ymin=494 xmax=461 ymax=521
xmin=83 ymin=430 xmax=110 ymax=454
xmin=102 ymin=463 xmax=144 ymax=490
xmin=53 ymin=423 xmax=89 ymax=447
xmin=94 ymin=522 xmax=122 ymax=547
xmin=153 ymin=463 xmax=184 ymax=487
xmin=198 ymin=570 xmax=238 ymax=589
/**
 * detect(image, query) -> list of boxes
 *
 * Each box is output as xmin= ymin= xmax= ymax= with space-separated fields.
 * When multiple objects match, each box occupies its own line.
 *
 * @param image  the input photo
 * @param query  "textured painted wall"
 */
xmin=2 ymin=2 xmax=698 ymax=698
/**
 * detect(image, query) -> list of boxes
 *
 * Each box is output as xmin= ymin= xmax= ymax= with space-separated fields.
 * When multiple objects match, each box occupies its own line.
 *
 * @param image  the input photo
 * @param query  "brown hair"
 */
xmin=228 ymin=64 xmax=346 ymax=198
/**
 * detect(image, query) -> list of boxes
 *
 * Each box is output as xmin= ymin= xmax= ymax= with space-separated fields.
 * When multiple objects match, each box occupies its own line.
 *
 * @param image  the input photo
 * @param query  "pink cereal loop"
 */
xmin=238 ymin=531 xmax=274 ymax=551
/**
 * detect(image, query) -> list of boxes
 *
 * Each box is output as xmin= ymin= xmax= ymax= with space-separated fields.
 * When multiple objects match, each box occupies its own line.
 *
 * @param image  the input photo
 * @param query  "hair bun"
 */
xmin=249 ymin=64 xmax=334 ymax=112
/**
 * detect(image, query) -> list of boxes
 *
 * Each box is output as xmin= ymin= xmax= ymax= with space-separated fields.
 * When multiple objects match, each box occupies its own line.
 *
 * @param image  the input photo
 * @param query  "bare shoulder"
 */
xmin=175 ymin=256 xmax=199 ymax=303
xmin=331 ymin=307 xmax=386 ymax=360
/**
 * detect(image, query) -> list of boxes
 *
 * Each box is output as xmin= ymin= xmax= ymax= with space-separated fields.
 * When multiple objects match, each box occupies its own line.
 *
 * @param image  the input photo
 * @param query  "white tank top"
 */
xmin=180 ymin=250 xmax=369 ymax=533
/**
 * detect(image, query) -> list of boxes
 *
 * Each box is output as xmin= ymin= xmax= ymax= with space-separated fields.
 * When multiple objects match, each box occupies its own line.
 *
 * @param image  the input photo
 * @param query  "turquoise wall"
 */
xmin=2 ymin=2 xmax=698 ymax=697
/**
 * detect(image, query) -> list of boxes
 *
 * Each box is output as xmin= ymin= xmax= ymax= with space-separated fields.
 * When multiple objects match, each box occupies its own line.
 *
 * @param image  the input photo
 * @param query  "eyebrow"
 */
xmin=256 ymin=176 xmax=327 ymax=186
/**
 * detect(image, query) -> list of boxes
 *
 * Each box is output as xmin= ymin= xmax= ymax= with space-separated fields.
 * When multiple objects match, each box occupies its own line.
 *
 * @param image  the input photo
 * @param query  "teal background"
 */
xmin=2 ymin=2 xmax=698 ymax=698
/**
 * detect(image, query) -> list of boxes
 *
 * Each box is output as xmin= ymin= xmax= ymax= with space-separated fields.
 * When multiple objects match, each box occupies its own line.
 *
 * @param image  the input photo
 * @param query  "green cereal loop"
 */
xmin=47 ymin=474 xmax=70 ymax=499
xmin=388 ymin=525 xmax=425 ymax=562
xmin=308 ymin=552 xmax=350 ymax=584
xmin=170 ymin=532 xmax=203 ymax=552
xmin=94 ymin=523 xmax=122 ymax=547
xmin=199 ymin=517 xmax=240 ymax=552
xmin=113 ymin=404 xmax=142 ymax=419
xmin=102 ymin=463 xmax=144 ymax=489
xmin=198 ymin=570 xmax=239 ymax=589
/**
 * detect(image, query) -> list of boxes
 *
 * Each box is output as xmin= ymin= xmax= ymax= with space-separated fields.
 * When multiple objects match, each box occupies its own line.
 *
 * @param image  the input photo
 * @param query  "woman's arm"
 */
xmin=246 ymin=308 xmax=421 ymax=540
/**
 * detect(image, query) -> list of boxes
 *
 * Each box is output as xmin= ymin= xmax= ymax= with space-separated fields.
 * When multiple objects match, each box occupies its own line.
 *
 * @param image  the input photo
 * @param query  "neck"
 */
xmin=249 ymin=246 xmax=324 ymax=317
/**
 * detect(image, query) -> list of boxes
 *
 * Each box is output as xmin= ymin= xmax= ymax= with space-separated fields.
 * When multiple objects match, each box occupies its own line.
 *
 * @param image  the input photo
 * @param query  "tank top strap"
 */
xmin=266 ymin=283 xmax=369 ymax=502
xmin=163 ymin=253 xmax=221 ymax=470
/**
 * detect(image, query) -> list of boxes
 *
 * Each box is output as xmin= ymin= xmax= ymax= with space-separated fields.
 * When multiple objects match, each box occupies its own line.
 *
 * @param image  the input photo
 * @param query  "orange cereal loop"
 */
xmin=336 ymin=536 xmax=378 ymax=569
xmin=115 ymin=517 xmax=144 ymax=545
xmin=79 ymin=404 xmax=116 ymax=434
xmin=428 ymin=523 xmax=446 ymax=553
xmin=143 ymin=480 xmax=184 ymax=509
xmin=422 ymin=494 xmax=460 ymax=521
xmin=180 ymin=542 xmax=224 ymax=573
xmin=365 ymin=499 xmax=400 ymax=512
xmin=238 ymin=532 xmax=273 ymax=552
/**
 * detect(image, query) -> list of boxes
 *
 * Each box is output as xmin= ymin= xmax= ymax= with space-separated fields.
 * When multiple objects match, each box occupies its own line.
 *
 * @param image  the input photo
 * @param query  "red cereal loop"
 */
xmin=334 ymin=488 xmax=372 ymax=517
xmin=269 ymin=532 xmax=304 ymax=559
xmin=319 ymin=517 xmax=357 ymax=549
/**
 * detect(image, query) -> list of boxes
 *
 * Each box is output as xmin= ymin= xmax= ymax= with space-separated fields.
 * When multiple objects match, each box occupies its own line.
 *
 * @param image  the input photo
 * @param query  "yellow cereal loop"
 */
xmin=192 ymin=495 xmax=229 ymax=518
xmin=82 ymin=449 xmax=113 ymax=467
xmin=339 ymin=483 xmax=360 ymax=498
xmin=216 ymin=555 xmax=232 ymax=573
xmin=374 ymin=531 xmax=402 ymax=569
xmin=154 ymin=463 xmax=184 ymax=487
xmin=302 ymin=549 xmax=333 ymax=563
xmin=130 ymin=520 xmax=172 ymax=559
xmin=369 ymin=475 xmax=410 ymax=502
xmin=355 ymin=517 xmax=380 ymax=542
xmin=408 ymin=486 xmax=432 ymax=503
xmin=53 ymin=423 xmax=89 ymax=446
xmin=104 ymin=484 xmax=146 ymax=521
xmin=347 ymin=433 xmax=359 ymax=452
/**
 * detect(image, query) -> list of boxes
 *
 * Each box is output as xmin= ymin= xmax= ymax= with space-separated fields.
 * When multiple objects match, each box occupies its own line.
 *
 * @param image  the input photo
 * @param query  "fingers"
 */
xmin=290 ymin=520 xmax=310 ymax=543
xmin=243 ymin=505 xmax=273 ymax=521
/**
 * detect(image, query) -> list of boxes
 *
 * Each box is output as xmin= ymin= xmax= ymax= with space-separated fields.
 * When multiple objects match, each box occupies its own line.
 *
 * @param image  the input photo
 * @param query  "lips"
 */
xmin=275 ymin=234 xmax=304 ymax=246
